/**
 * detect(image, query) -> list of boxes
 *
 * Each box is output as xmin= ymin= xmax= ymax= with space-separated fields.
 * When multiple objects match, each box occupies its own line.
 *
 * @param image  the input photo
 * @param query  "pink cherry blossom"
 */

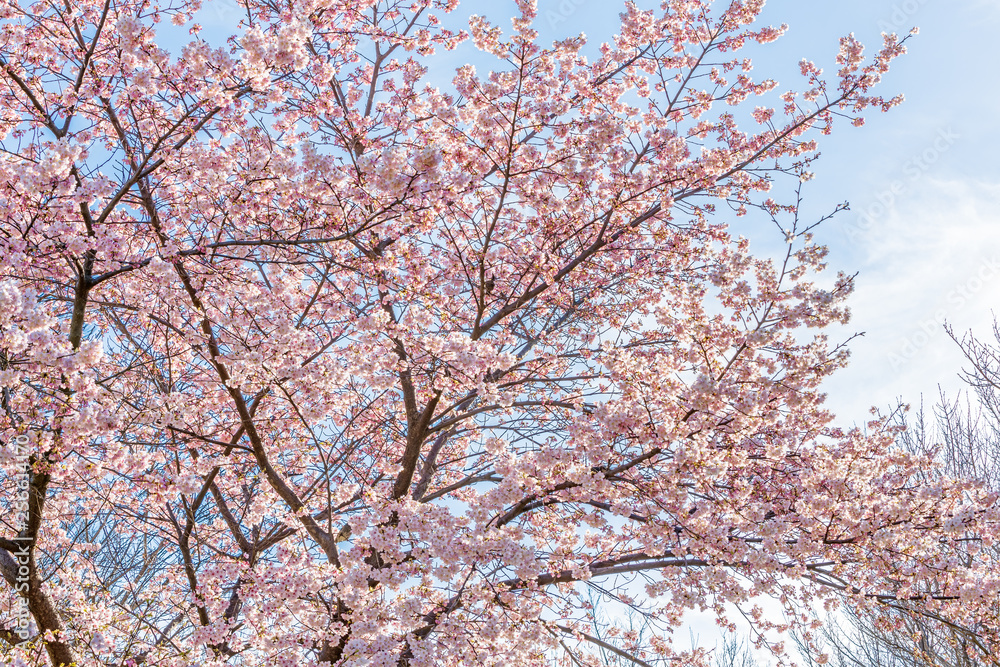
xmin=0 ymin=2 xmax=994 ymax=667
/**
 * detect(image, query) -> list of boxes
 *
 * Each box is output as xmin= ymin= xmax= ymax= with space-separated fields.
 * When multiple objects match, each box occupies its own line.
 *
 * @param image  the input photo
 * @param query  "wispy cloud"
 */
xmin=827 ymin=178 xmax=1000 ymax=422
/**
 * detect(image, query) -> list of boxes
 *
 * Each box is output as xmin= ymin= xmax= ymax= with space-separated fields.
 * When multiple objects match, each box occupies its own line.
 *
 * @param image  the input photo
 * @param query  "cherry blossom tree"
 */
xmin=1 ymin=0 xmax=997 ymax=665
xmin=808 ymin=326 xmax=1000 ymax=667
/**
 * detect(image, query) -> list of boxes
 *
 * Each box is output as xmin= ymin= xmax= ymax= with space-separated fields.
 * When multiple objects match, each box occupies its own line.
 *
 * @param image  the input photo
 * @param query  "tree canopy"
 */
xmin=0 ymin=1 xmax=997 ymax=665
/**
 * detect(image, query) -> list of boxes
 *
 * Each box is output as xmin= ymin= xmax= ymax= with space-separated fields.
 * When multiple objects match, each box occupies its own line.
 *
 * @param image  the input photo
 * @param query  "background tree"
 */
xmin=799 ymin=324 xmax=1000 ymax=667
xmin=0 ymin=1 xmax=997 ymax=666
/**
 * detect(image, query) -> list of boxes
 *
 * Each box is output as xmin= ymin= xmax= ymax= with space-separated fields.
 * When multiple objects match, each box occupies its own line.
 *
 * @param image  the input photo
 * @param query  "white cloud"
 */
xmin=826 ymin=177 xmax=1000 ymax=423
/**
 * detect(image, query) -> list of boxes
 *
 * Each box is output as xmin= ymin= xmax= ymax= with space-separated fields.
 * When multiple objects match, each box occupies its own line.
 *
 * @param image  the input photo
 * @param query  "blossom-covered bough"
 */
xmin=0 ymin=0 xmax=996 ymax=665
